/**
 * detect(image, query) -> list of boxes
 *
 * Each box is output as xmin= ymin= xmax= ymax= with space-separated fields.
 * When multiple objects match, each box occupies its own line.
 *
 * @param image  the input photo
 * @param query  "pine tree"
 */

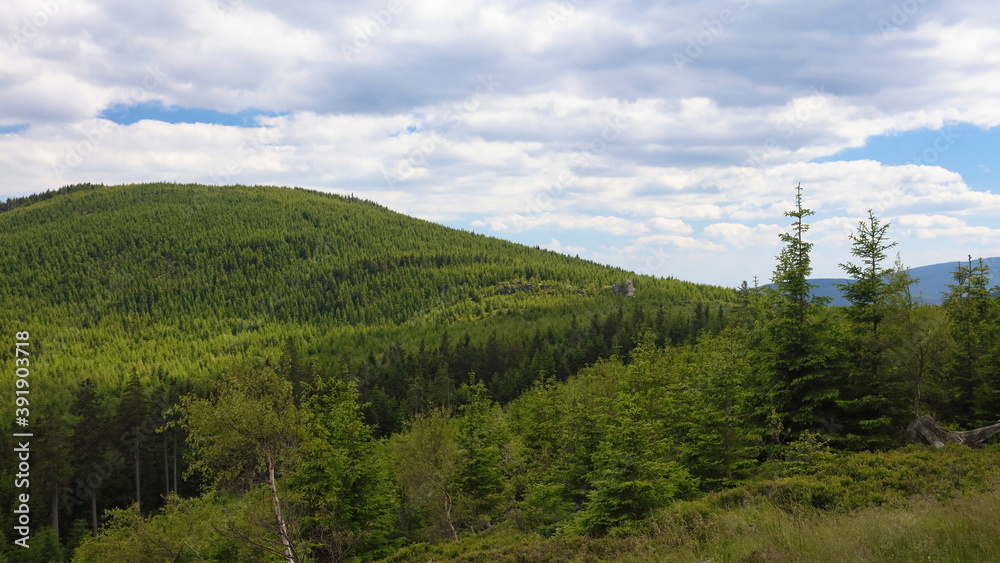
xmin=454 ymin=378 xmax=505 ymax=531
xmin=836 ymin=210 xmax=909 ymax=447
xmin=117 ymin=369 xmax=148 ymax=515
xmin=569 ymin=389 xmax=694 ymax=537
xmin=68 ymin=378 xmax=107 ymax=536
xmin=942 ymin=257 xmax=999 ymax=425
xmin=765 ymin=184 xmax=840 ymax=439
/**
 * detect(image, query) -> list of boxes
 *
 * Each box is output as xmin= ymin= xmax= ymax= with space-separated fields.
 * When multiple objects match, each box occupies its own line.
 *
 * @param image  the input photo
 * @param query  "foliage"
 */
xmin=289 ymin=367 xmax=398 ymax=561
xmin=837 ymin=211 xmax=912 ymax=447
xmin=2 ymin=182 xmax=1000 ymax=561
xmin=389 ymin=409 xmax=462 ymax=542
xmin=763 ymin=185 xmax=841 ymax=438
xmin=377 ymin=445 xmax=1000 ymax=562
xmin=71 ymin=495 xmax=241 ymax=563
xmin=171 ymin=362 xmax=305 ymax=560
xmin=941 ymin=256 xmax=1000 ymax=426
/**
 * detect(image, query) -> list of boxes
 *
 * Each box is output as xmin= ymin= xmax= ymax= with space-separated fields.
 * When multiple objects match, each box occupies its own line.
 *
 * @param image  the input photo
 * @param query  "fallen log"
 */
xmin=907 ymin=415 xmax=1000 ymax=448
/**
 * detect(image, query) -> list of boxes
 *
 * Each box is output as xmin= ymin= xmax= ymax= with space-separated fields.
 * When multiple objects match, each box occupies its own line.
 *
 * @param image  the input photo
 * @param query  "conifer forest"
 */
xmin=2 ymin=182 xmax=1000 ymax=562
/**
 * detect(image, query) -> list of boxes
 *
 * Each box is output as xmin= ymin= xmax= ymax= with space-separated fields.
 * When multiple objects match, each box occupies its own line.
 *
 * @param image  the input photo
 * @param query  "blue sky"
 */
xmin=2 ymin=0 xmax=999 ymax=286
xmin=815 ymin=125 xmax=1000 ymax=192
xmin=98 ymin=101 xmax=284 ymax=128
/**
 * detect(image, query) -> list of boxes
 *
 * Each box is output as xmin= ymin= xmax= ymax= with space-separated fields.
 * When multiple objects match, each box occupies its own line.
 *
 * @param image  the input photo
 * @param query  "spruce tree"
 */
xmin=68 ymin=378 xmax=107 ymax=536
xmin=837 ymin=210 xmax=909 ymax=447
xmin=290 ymin=365 xmax=395 ymax=561
xmin=765 ymin=184 xmax=839 ymax=439
xmin=942 ymin=257 xmax=1000 ymax=425
xmin=454 ymin=378 xmax=505 ymax=531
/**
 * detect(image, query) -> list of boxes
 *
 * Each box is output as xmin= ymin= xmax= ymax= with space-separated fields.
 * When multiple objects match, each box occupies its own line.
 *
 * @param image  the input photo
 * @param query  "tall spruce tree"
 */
xmin=117 ymin=369 xmax=148 ymax=515
xmin=68 ymin=378 xmax=107 ymax=536
xmin=942 ymin=257 xmax=1000 ymax=425
xmin=766 ymin=184 xmax=839 ymax=439
xmin=290 ymin=365 xmax=396 ymax=561
xmin=837 ymin=210 xmax=909 ymax=447
xmin=454 ymin=378 xmax=505 ymax=532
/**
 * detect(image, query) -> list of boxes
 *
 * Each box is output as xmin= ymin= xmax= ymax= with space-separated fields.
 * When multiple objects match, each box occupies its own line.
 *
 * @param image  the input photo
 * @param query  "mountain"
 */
xmin=797 ymin=258 xmax=1000 ymax=306
xmin=0 ymin=182 xmax=732 ymax=402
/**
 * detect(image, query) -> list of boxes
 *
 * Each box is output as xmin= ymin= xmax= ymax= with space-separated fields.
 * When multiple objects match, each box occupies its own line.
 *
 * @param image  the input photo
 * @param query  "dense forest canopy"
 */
xmin=2 ymin=183 xmax=999 ymax=562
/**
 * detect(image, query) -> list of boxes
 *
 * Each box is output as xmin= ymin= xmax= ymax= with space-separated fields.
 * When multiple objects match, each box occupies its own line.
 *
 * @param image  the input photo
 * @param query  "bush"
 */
xmin=713 ymin=443 xmax=1000 ymax=513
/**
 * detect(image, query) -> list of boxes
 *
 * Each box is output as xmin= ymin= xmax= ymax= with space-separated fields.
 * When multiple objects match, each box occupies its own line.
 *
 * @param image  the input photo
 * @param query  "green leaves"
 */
xmin=172 ymin=362 xmax=304 ymax=490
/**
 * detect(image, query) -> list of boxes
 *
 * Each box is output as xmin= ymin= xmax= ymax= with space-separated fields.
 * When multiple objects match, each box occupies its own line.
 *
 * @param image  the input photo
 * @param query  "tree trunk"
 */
xmin=134 ymin=446 xmax=141 ymax=515
xmin=440 ymin=482 xmax=458 ymax=541
xmin=172 ymin=437 xmax=178 ymax=494
xmin=51 ymin=487 xmax=59 ymax=543
xmin=267 ymin=456 xmax=297 ymax=563
xmin=90 ymin=492 xmax=98 ymax=536
xmin=908 ymin=415 xmax=1000 ymax=448
xmin=163 ymin=438 xmax=170 ymax=496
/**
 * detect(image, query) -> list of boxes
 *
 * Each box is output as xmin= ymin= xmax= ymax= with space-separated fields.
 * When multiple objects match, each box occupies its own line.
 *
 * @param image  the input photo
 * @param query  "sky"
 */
xmin=2 ymin=0 xmax=999 ymax=287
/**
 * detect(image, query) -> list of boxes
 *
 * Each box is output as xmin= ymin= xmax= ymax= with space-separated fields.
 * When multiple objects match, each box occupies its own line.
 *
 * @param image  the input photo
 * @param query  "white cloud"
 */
xmin=647 ymin=217 xmax=693 ymax=234
xmin=2 ymin=0 xmax=1000 ymax=284
xmin=894 ymin=214 xmax=1000 ymax=241
xmin=543 ymin=238 xmax=585 ymax=255
xmin=472 ymin=213 xmax=650 ymax=236
xmin=635 ymin=234 xmax=725 ymax=252
xmin=704 ymin=222 xmax=783 ymax=249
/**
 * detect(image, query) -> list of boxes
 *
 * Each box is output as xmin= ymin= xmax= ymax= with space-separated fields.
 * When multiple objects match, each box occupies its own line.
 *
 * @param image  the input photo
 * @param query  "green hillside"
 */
xmin=0 ymin=183 xmax=731 ymax=405
xmin=0 ymin=182 xmax=724 ymax=324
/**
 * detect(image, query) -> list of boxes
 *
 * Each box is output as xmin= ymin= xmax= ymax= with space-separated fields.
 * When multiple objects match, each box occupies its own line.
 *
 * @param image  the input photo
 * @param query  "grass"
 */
xmin=629 ymin=488 xmax=1000 ymax=562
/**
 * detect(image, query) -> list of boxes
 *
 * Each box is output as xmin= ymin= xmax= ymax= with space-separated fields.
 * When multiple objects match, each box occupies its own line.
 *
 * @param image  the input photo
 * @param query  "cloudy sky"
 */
xmin=3 ymin=0 xmax=999 ymax=286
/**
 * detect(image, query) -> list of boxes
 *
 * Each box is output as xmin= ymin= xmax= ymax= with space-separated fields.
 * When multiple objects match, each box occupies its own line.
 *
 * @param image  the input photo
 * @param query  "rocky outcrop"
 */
xmin=611 ymin=279 xmax=635 ymax=297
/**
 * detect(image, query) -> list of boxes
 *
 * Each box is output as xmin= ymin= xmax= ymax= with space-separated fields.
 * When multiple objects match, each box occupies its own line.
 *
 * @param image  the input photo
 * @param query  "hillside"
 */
xmin=0 ymin=182 xmax=741 ymax=559
xmin=0 ymin=182 xmax=732 ymax=408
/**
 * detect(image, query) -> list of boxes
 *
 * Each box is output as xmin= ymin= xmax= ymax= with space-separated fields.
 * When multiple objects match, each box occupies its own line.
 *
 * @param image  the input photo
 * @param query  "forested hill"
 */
xmin=0 ymin=182 xmax=726 ymax=326
xmin=0 ymin=182 xmax=733 ymax=413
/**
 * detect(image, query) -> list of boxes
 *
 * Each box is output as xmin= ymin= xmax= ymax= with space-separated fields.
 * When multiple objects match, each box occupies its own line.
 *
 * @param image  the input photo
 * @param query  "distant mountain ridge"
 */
xmin=804 ymin=257 xmax=1000 ymax=306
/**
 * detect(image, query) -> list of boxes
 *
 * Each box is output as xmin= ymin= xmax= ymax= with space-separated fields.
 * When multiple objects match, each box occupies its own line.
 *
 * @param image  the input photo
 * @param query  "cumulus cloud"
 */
xmin=543 ymin=238 xmax=585 ymax=255
xmin=2 ymin=0 xmax=999 ymax=284
xmin=704 ymin=222 xmax=784 ymax=249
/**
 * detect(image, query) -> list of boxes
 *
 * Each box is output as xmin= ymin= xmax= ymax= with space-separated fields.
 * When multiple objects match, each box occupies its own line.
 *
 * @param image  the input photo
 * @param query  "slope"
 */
xmin=0 ymin=182 xmax=732 ymax=402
